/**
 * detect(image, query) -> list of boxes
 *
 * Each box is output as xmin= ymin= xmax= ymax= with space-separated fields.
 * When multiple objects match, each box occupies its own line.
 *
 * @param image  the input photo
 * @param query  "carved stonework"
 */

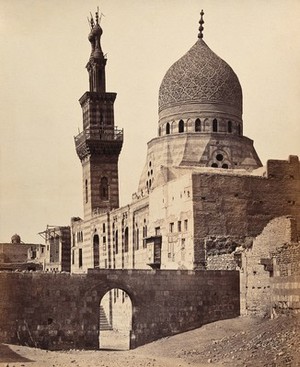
xmin=159 ymin=39 xmax=242 ymax=113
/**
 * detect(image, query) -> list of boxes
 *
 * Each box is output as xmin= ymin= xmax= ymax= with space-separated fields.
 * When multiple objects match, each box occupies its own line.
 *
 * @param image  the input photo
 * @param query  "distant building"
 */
xmin=39 ymin=225 xmax=71 ymax=272
xmin=0 ymin=234 xmax=45 ymax=271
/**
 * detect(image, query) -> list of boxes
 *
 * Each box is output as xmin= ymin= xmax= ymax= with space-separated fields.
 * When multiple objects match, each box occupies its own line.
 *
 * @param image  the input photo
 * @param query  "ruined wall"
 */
xmin=0 ymin=269 xmax=239 ymax=350
xmin=0 ymin=244 xmax=38 ymax=264
xmin=238 ymin=216 xmax=299 ymax=317
xmin=271 ymin=242 xmax=300 ymax=315
xmin=193 ymin=155 xmax=300 ymax=268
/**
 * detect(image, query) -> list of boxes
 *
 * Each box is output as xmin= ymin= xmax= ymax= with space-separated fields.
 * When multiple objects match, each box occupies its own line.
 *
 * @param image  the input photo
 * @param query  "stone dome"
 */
xmin=158 ymin=39 xmax=242 ymax=123
xmin=11 ymin=234 xmax=21 ymax=244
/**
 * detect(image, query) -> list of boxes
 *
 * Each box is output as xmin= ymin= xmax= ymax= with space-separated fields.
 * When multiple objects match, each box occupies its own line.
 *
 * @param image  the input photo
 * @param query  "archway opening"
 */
xmin=99 ymin=288 xmax=132 ymax=350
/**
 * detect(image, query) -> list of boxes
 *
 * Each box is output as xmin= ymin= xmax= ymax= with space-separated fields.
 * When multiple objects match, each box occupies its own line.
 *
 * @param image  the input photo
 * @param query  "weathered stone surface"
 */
xmin=0 ymin=269 xmax=239 ymax=350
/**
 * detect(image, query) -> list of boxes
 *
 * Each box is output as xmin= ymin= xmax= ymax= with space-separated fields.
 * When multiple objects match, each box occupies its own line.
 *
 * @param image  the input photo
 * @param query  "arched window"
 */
xmin=136 ymin=228 xmax=139 ymax=250
xmin=85 ymin=179 xmax=88 ymax=203
xmin=93 ymin=234 xmax=99 ymax=268
xmin=195 ymin=118 xmax=201 ymax=132
xmin=228 ymin=121 xmax=232 ymax=133
xmin=213 ymin=119 xmax=218 ymax=132
xmin=115 ymin=230 xmax=119 ymax=254
xmin=143 ymin=223 xmax=147 ymax=248
xmin=124 ymin=227 xmax=129 ymax=253
xmin=179 ymin=120 xmax=184 ymax=133
xmin=166 ymin=123 xmax=170 ymax=135
xmin=100 ymin=177 xmax=109 ymax=200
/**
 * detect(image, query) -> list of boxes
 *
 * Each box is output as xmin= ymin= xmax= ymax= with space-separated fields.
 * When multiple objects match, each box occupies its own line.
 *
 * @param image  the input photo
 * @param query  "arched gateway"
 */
xmin=0 ymin=269 xmax=239 ymax=351
xmin=99 ymin=288 xmax=132 ymax=350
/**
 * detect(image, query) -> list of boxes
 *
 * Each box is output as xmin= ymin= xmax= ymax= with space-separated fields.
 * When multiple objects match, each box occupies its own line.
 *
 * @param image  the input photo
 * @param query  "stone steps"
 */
xmin=100 ymin=305 xmax=112 ymax=330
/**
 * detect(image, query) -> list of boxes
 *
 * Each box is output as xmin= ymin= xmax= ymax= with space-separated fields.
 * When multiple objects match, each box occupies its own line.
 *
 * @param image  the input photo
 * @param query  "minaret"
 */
xmin=75 ymin=12 xmax=123 ymax=219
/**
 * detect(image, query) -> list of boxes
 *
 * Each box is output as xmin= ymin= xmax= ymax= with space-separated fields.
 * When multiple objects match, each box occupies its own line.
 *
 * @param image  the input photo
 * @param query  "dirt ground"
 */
xmin=1 ymin=315 xmax=299 ymax=367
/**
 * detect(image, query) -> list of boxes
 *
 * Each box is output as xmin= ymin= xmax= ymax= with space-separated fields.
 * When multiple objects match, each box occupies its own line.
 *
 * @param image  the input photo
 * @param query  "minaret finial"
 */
xmin=198 ymin=9 xmax=204 ymax=39
xmin=90 ymin=13 xmax=94 ymax=28
xmin=95 ymin=8 xmax=99 ymax=25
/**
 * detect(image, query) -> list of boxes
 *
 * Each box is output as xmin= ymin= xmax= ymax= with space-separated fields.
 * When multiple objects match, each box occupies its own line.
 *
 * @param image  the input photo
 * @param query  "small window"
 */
xmin=100 ymin=177 xmax=109 ymax=200
xmin=124 ymin=227 xmax=129 ymax=253
xmin=228 ymin=121 xmax=232 ymax=133
xmin=216 ymin=154 xmax=224 ymax=161
xmin=85 ymin=179 xmax=88 ymax=203
xmin=79 ymin=248 xmax=83 ymax=268
xmin=178 ymin=221 xmax=182 ymax=232
xmin=166 ymin=123 xmax=170 ymax=135
xmin=195 ymin=118 xmax=201 ymax=132
xmin=213 ymin=119 xmax=218 ymax=132
xmin=103 ymin=236 xmax=106 ymax=251
xmin=211 ymin=163 xmax=218 ymax=168
xmin=115 ymin=230 xmax=119 ymax=254
xmin=222 ymin=164 xmax=229 ymax=169
xmin=169 ymin=222 xmax=174 ymax=233
xmin=136 ymin=228 xmax=139 ymax=250
xmin=143 ymin=225 xmax=147 ymax=248
xmin=155 ymin=226 xmax=161 ymax=236
xmin=179 ymin=120 xmax=184 ymax=133
xmin=184 ymin=219 xmax=188 ymax=231
xmin=102 ymin=223 xmax=106 ymax=233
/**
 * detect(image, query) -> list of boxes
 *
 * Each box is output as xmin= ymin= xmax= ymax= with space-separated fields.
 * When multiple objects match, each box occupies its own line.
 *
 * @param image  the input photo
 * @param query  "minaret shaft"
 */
xmin=74 ymin=13 xmax=123 ymax=219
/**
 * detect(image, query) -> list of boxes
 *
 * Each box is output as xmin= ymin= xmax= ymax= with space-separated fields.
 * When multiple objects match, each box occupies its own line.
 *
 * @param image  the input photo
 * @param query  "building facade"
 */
xmin=39 ymin=225 xmax=71 ymax=272
xmin=70 ymin=12 xmax=300 ymax=275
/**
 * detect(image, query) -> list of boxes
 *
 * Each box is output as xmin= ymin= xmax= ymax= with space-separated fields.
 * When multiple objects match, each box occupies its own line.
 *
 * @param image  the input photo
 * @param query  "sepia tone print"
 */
xmin=0 ymin=1 xmax=299 ymax=366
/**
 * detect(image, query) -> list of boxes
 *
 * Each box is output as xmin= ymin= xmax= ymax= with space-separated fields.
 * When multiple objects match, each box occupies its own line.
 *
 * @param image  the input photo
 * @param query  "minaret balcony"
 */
xmin=75 ymin=126 xmax=123 ymax=143
xmin=74 ymin=126 xmax=123 ymax=160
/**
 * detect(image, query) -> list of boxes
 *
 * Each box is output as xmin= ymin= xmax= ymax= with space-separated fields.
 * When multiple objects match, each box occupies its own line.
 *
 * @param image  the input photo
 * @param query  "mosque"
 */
xmin=70 ymin=10 xmax=300 ymax=282
xmin=0 ymin=11 xmax=299 ymax=351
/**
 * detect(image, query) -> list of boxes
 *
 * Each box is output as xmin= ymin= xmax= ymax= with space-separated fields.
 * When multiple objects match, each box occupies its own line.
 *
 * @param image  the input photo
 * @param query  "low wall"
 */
xmin=0 ymin=269 xmax=239 ymax=350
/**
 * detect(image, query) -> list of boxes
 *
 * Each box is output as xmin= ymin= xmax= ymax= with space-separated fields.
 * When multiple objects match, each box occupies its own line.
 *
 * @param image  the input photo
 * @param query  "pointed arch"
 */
xmin=124 ymin=227 xmax=129 ymax=253
xmin=179 ymin=119 xmax=184 ymax=133
xmin=195 ymin=118 xmax=201 ymax=132
xmin=93 ymin=234 xmax=100 ymax=268
xmin=166 ymin=123 xmax=170 ymax=135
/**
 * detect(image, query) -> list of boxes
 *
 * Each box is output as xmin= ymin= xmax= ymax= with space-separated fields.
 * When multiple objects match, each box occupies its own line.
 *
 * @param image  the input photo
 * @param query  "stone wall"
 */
xmin=192 ymin=155 xmax=300 ymax=268
xmin=271 ymin=242 xmax=300 ymax=315
xmin=237 ymin=216 xmax=299 ymax=317
xmin=0 ymin=269 xmax=239 ymax=350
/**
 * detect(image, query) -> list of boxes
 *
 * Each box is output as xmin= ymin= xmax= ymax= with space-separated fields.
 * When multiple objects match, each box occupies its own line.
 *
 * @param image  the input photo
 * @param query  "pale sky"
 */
xmin=0 ymin=0 xmax=299 ymax=243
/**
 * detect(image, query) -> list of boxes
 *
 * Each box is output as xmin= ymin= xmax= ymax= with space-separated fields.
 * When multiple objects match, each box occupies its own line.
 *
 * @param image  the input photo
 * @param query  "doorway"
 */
xmin=99 ymin=288 xmax=132 ymax=350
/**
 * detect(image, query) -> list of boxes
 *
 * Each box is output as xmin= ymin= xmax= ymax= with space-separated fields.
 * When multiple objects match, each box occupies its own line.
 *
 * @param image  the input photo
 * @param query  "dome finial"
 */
xmin=198 ymin=9 xmax=204 ymax=39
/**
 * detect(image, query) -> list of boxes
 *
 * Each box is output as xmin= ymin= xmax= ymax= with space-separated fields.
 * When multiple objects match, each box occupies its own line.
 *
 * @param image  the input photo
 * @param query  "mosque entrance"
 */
xmin=99 ymin=288 xmax=132 ymax=350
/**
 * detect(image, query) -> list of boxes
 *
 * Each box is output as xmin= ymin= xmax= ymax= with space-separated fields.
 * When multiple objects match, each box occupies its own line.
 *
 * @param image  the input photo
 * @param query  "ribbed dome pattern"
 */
xmin=159 ymin=39 xmax=242 ymax=115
